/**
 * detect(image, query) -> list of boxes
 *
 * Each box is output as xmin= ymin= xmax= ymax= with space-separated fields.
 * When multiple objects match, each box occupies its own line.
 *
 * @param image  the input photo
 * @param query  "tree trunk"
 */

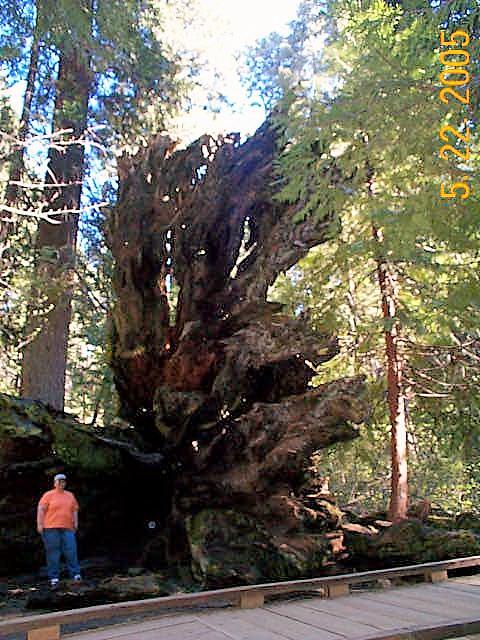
xmin=1 ymin=4 xmax=41 ymax=256
xmin=107 ymin=124 xmax=368 ymax=582
xmin=21 ymin=46 xmax=91 ymax=410
xmin=372 ymin=224 xmax=408 ymax=522
xmin=4 ymin=10 xmax=41 ymax=206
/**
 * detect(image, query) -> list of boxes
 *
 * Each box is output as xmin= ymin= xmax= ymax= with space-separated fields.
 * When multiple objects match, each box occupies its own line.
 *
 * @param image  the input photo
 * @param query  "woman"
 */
xmin=37 ymin=473 xmax=81 ymax=587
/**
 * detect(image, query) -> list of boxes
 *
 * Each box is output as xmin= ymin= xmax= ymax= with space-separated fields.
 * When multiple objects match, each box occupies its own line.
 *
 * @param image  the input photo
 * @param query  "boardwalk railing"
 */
xmin=2 ymin=555 xmax=480 ymax=640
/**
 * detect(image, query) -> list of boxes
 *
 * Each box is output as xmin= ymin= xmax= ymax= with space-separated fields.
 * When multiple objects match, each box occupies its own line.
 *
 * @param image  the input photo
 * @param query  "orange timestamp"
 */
xmin=438 ymin=29 xmax=472 ymax=200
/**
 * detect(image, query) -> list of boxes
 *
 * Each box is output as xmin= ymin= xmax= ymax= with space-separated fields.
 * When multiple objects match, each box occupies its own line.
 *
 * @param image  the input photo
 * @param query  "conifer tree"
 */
xmin=251 ymin=0 xmax=479 ymax=519
xmin=1 ymin=0 xmax=179 ymax=409
xmin=21 ymin=4 xmax=93 ymax=408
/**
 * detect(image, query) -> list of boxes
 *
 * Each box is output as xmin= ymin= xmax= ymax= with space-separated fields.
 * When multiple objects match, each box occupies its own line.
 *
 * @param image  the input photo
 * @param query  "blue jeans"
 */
xmin=42 ymin=528 xmax=80 ymax=579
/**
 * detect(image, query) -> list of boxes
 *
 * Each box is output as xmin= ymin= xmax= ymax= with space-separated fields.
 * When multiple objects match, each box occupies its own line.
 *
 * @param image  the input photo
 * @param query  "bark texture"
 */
xmin=21 ymin=44 xmax=91 ymax=410
xmin=372 ymin=224 xmax=409 ymax=522
xmin=3 ymin=9 xmax=40 ymax=208
xmin=0 ymin=5 xmax=41 ymax=272
xmin=107 ymin=122 xmax=368 ymax=582
xmin=344 ymin=518 xmax=480 ymax=569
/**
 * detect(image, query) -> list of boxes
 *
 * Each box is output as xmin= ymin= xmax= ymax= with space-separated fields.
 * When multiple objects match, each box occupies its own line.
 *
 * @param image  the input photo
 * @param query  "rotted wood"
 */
xmin=104 ymin=120 xmax=369 ymax=579
xmin=107 ymin=122 xmax=352 ymax=438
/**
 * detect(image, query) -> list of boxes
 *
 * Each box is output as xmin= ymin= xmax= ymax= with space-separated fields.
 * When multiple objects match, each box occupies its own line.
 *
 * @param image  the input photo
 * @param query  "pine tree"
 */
xmin=0 ymin=0 xmax=180 ymax=409
xmin=21 ymin=13 xmax=92 ymax=409
xmin=3 ymin=6 xmax=41 ymax=209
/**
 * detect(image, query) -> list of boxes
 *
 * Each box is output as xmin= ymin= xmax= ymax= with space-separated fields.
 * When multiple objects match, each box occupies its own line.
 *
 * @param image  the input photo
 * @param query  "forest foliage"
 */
xmin=259 ymin=0 xmax=480 ymax=513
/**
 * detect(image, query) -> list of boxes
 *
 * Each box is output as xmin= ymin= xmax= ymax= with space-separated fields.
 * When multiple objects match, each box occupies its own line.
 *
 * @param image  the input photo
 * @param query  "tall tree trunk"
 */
xmin=21 ymin=47 xmax=91 ymax=410
xmin=372 ymin=224 xmax=408 ymax=521
xmin=1 ymin=5 xmax=41 ymax=260
xmin=4 ymin=11 xmax=41 ymax=206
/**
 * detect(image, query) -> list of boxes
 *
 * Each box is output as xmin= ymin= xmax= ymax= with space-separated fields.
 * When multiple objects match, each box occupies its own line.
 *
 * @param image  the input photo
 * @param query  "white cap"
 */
xmin=54 ymin=473 xmax=66 ymax=481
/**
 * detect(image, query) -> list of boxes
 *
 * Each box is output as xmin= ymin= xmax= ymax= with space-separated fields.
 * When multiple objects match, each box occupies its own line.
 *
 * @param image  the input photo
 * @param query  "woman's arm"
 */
xmin=37 ymin=504 xmax=46 ymax=534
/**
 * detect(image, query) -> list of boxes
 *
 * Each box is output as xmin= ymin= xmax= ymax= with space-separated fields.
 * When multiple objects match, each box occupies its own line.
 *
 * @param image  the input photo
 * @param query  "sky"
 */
xmin=9 ymin=0 xmax=302 ymax=135
xmin=216 ymin=0 xmax=301 ymax=44
xmin=5 ymin=0 xmax=303 ymax=197
xmin=221 ymin=0 xmax=301 ymax=134
xmin=167 ymin=0 xmax=303 ymax=141
xmin=7 ymin=0 xmax=302 ymax=141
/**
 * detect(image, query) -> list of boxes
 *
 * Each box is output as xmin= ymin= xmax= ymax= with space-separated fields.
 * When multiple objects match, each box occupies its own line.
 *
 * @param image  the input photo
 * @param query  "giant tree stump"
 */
xmin=106 ymin=121 xmax=368 ymax=582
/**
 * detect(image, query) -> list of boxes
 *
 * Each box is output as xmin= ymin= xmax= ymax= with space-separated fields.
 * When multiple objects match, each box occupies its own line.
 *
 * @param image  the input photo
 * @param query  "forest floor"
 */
xmin=0 ymin=556 xmax=132 ymax=619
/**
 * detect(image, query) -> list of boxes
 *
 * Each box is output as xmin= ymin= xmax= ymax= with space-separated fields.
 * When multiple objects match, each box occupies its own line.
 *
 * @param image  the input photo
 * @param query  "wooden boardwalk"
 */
xmin=65 ymin=575 xmax=480 ymax=640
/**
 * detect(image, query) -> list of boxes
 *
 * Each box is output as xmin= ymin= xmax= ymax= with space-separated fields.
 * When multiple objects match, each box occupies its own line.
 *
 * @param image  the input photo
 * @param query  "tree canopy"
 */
xmin=256 ymin=0 xmax=480 ymax=514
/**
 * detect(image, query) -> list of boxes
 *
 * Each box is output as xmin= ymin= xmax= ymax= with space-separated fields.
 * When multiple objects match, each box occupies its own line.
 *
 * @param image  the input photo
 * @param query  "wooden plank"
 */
xmin=399 ymin=591 xmax=480 ymax=619
xmin=284 ymin=553 xmax=467 ymax=595
xmin=72 ymin=586 xmax=480 ymax=640
xmin=299 ymin=597 xmax=407 ymax=631
xmin=345 ymin=594 xmax=448 ymax=626
xmin=453 ymin=576 xmax=480 ymax=584
xmin=404 ymin=584 xmax=480 ymax=610
xmin=370 ymin=584 xmax=480 ymax=613
xmin=446 ymin=576 xmax=480 ymax=588
xmin=235 ymin=607 xmax=344 ymax=640
xmin=361 ymin=589 xmax=480 ymax=619
xmin=327 ymin=583 xmax=350 ymax=598
xmin=353 ymin=618 xmax=480 ymax=640
xmin=66 ymin=615 xmax=198 ymax=639
xmin=436 ymin=582 xmax=480 ymax=597
xmin=45 ymin=595 xmax=480 ymax=640
xmin=361 ymin=589 xmax=455 ymax=615
xmin=235 ymin=553 xmax=480 ymax=597
xmin=100 ymin=620 xmax=229 ymax=640
xmin=198 ymin=611 xmax=295 ymax=640
xmin=27 ymin=627 xmax=60 ymax=640
xmin=151 ymin=622 xmax=232 ymax=640
xmin=265 ymin=601 xmax=380 ymax=637
xmin=425 ymin=569 xmax=448 ymax=583
xmin=239 ymin=591 xmax=264 ymax=608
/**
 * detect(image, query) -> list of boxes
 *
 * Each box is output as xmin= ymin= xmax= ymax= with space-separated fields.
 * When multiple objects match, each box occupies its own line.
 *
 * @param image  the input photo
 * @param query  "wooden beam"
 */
xmin=424 ymin=569 xmax=448 ymax=583
xmin=27 ymin=626 xmax=60 ymax=640
xmin=239 ymin=591 xmax=265 ymax=608
xmin=326 ymin=582 xmax=349 ymax=598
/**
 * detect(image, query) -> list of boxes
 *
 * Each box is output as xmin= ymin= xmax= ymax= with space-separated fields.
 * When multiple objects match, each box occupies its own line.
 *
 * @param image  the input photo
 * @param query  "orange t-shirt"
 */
xmin=39 ymin=489 xmax=79 ymax=529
